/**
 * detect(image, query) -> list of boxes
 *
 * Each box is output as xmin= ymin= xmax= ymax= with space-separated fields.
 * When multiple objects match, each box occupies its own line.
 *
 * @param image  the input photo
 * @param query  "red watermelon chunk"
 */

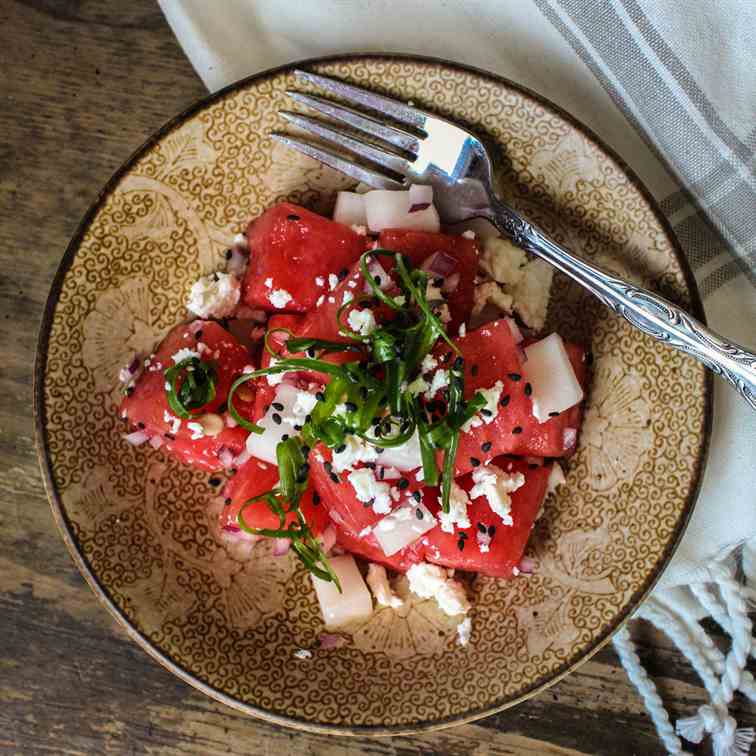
xmin=243 ymin=203 xmax=365 ymax=312
xmin=219 ymin=456 xmax=330 ymax=536
xmin=333 ymin=523 xmax=426 ymax=572
xmin=378 ymin=228 xmax=479 ymax=329
xmin=423 ymin=458 xmax=551 ymax=578
xmin=430 ymin=320 xmax=587 ymax=476
xmin=119 ymin=321 xmax=255 ymax=471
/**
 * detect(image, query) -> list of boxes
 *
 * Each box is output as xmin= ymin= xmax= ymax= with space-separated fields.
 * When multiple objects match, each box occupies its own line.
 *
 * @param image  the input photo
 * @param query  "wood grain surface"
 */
xmin=1 ymin=2 xmax=753 ymax=754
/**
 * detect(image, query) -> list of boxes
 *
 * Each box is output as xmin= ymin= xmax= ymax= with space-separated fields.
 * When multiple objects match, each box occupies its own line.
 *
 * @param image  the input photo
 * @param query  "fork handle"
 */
xmin=487 ymin=198 xmax=756 ymax=410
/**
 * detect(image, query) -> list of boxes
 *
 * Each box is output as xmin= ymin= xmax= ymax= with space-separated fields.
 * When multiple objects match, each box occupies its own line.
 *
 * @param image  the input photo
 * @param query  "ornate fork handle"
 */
xmin=486 ymin=197 xmax=756 ymax=410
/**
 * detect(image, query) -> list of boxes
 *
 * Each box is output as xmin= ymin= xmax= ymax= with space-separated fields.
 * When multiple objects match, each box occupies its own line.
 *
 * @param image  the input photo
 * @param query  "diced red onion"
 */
xmin=318 ymin=524 xmax=337 ymax=554
xmin=218 ymin=447 xmax=235 ymax=469
xmin=148 ymin=435 xmax=163 ymax=450
xmin=232 ymin=448 xmax=252 ymax=468
xmin=273 ymin=537 xmax=291 ymax=556
xmin=318 ymin=633 xmax=348 ymax=650
xmin=518 ymin=556 xmax=536 ymax=574
xmin=223 ymin=524 xmax=241 ymax=534
xmin=123 ymin=430 xmax=150 ymax=446
xmin=441 ymin=272 xmax=460 ymax=294
xmin=421 ymin=250 xmax=457 ymax=277
xmin=408 ymin=202 xmax=431 ymax=214
xmin=227 ymin=248 xmax=248 ymax=277
xmin=563 ymin=428 xmax=577 ymax=450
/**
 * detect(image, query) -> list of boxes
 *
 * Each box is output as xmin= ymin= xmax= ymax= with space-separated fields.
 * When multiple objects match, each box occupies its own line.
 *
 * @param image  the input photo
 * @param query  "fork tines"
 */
xmin=272 ymin=70 xmax=428 ymax=189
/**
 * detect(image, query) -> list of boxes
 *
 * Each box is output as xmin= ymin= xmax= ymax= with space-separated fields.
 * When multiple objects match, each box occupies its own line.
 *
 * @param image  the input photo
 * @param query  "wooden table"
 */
xmin=1 ymin=3 xmax=753 ymax=754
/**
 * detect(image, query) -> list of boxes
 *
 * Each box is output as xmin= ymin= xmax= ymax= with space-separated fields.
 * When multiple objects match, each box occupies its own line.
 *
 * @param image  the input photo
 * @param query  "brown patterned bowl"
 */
xmin=35 ymin=54 xmax=711 ymax=734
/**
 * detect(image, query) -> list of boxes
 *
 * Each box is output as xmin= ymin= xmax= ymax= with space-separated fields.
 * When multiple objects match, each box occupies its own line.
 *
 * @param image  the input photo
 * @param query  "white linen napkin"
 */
xmin=158 ymin=2 xmax=756 ymax=752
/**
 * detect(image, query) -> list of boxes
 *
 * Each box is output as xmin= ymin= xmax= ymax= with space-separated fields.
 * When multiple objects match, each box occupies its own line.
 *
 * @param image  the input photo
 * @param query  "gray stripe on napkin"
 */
xmin=535 ymin=0 xmax=755 ymax=298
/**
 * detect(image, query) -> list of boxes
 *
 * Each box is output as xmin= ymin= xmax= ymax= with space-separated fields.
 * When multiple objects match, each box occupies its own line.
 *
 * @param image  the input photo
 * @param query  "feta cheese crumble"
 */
xmin=186 ymin=272 xmax=241 ymax=318
xmin=511 ymin=259 xmax=553 ymax=330
xmin=420 ymin=354 xmax=438 ymax=373
xmin=366 ymin=563 xmax=403 ymax=609
xmin=331 ymin=435 xmax=379 ymax=473
xmin=469 ymin=464 xmax=525 ymax=526
xmin=293 ymin=648 xmax=312 ymax=660
xmin=328 ymin=273 xmax=339 ymax=290
xmin=406 ymin=563 xmax=470 ymax=616
xmin=268 ymin=288 xmax=293 ymax=309
xmin=264 ymin=277 xmax=273 ymax=288
xmin=341 ymin=290 xmax=354 ymax=306
xmin=347 ymin=468 xmax=393 ymax=514
xmin=456 ymin=616 xmax=472 ymax=646
xmin=461 ymin=381 xmax=503 ymax=432
xmin=346 ymin=308 xmax=377 ymax=336
xmin=266 ymin=357 xmax=285 ymax=385
xmin=187 ymin=421 xmax=204 ymax=440
xmin=438 ymin=481 xmax=471 ymax=533
xmin=315 ymin=276 xmax=325 ymax=287
xmin=425 ymin=369 xmax=450 ymax=399
xmin=171 ymin=347 xmax=200 ymax=365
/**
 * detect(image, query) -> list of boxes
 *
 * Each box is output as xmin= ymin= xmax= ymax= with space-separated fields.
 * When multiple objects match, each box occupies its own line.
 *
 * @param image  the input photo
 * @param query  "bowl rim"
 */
xmin=33 ymin=51 xmax=713 ymax=736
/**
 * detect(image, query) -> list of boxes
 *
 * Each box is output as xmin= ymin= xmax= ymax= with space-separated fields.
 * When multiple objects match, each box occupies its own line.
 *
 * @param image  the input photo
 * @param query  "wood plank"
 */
xmin=0 ymin=1 xmax=753 ymax=755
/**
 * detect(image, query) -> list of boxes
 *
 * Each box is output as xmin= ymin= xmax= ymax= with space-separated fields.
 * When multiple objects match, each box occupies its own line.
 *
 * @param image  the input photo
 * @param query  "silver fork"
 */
xmin=273 ymin=69 xmax=756 ymax=410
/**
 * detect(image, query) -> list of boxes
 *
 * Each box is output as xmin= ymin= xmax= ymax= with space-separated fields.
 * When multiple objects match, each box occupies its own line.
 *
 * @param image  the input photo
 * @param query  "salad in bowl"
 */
xmin=118 ymin=184 xmax=588 ymax=647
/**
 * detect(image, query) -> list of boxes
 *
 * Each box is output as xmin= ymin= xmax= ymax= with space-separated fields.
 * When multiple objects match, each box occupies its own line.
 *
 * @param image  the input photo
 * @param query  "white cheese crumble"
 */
xmin=342 ymin=290 xmax=354 ymax=306
xmin=456 ymin=616 xmax=472 ymax=646
xmin=281 ymin=389 xmax=318 ymax=427
xmin=163 ymin=410 xmax=181 ymax=435
xmin=462 ymin=381 xmax=503 ymax=432
xmin=511 ymin=259 xmax=553 ymax=331
xmin=347 ymin=468 xmax=393 ymax=514
xmin=438 ymin=481 xmax=471 ymax=533
xmin=316 ymin=294 xmax=325 ymax=307
xmin=458 ymin=322 xmax=466 ymax=338
xmin=425 ymin=369 xmax=450 ymax=399
xmin=420 ymin=354 xmax=438 ymax=373
xmin=461 ymin=230 xmax=476 ymax=240
xmin=470 ymin=464 xmax=525 ymax=526
xmin=187 ymin=421 xmax=204 ymax=440
xmin=406 ymin=563 xmax=470 ymax=616
xmin=171 ymin=348 xmax=200 ymax=365
xmin=328 ymin=273 xmax=339 ymax=290
xmin=407 ymin=374 xmax=430 ymax=396
xmin=186 ymin=272 xmax=241 ymax=318
xmin=293 ymin=648 xmax=312 ymax=660
xmin=331 ymin=435 xmax=379 ymax=473
xmin=347 ymin=308 xmax=377 ymax=336
xmin=268 ymin=288 xmax=293 ymax=309
xmin=366 ymin=564 xmax=403 ymax=609
xmin=264 ymin=277 xmax=273 ymax=288
xmin=266 ymin=357 xmax=285 ymax=385
xmin=315 ymin=276 xmax=325 ymax=287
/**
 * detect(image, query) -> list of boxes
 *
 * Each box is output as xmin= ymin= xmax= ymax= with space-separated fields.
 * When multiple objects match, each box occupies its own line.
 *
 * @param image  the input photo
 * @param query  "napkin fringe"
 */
xmin=615 ymin=542 xmax=756 ymax=756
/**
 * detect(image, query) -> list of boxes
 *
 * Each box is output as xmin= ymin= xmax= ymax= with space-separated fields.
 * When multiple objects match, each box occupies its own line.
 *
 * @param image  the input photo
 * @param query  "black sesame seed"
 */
xmin=364 ymin=461 xmax=376 ymax=469
xmin=272 ymin=402 xmax=284 ymax=411
xmin=524 ymin=382 xmax=532 ymax=396
xmin=433 ymin=276 xmax=444 ymax=287
xmin=195 ymin=329 xmax=203 ymax=340
xmin=374 ymin=275 xmax=382 ymax=285
xmin=281 ymin=433 xmax=289 ymax=441
xmin=549 ymin=411 xmax=560 ymax=417
xmin=225 ymin=249 xmax=232 ymax=260
xmin=304 ymin=414 xmax=312 ymax=423
xmin=375 ymin=447 xmax=384 ymax=454
xmin=481 ymin=408 xmax=493 ymax=417
xmin=316 ymin=391 xmax=325 ymax=402
xmin=453 ymin=356 xmax=465 ymax=369
xmin=500 ymin=394 xmax=511 ymax=407
xmin=137 ymin=421 xmax=145 ymax=429
xmin=470 ymin=457 xmax=481 ymax=467
xmin=512 ymin=426 xmax=523 ymax=434
xmin=481 ymin=441 xmax=492 ymax=452
xmin=335 ymin=444 xmax=347 ymax=454
xmin=209 ymin=477 xmax=221 ymax=486
xmin=471 ymin=365 xmax=479 ymax=377
xmin=586 ymin=351 xmax=594 ymax=366
xmin=287 ymin=213 xmax=301 ymax=221
xmin=330 ymin=473 xmax=340 ymax=484
xmin=306 ymin=348 xmax=316 ymax=358
xmin=412 ymin=490 xmax=422 ymax=502
xmin=164 ymin=432 xmax=175 ymax=440
xmin=324 ymin=462 xmax=333 ymax=473
xmin=416 ymin=508 xmax=424 ymax=520
xmin=457 ymin=539 xmax=466 ymax=551
xmin=126 ymin=386 xmax=134 ymax=396
xmin=345 ymin=402 xmax=357 ymax=413
xmin=272 ymin=413 xmax=282 ymax=425
xmin=224 ymin=497 xmax=232 ymax=506
xmin=442 ymin=351 xmax=452 ymax=364
xmin=338 ymin=268 xmax=349 ymax=281
xmin=293 ymin=424 xmax=303 ymax=431
xmin=488 ymin=524 xmax=496 ymax=537
xmin=379 ymin=467 xmax=386 ymax=480
xmin=459 ymin=532 xmax=468 ymax=539
xmin=477 ymin=522 xmax=487 ymax=534
xmin=508 ymin=372 xmax=521 ymax=381
xmin=398 ymin=478 xmax=410 ymax=490
xmin=312 ymin=492 xmax=321 ymax=506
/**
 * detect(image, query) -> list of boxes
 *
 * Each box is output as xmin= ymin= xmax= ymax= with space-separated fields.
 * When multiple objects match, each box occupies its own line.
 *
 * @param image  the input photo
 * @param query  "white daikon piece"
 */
xmin=373 ymin=501 xmax=437 ymax=556
xmin=408 ymin=184 xmax=433 ymax=206
xmin=333 ymin=191 xmax=368 ymax=226
xmin=364 ymin=189 xmax=440 ymax=233
xmin=311 ymin=555 xmax=373 ymax=628
xmin=245 ymin=383 xmax=309 ymax=463
xmin=523 ymin=333 xmax=583 ymax=423
xmin=371 ymin=429 xmax=422 ymax=471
